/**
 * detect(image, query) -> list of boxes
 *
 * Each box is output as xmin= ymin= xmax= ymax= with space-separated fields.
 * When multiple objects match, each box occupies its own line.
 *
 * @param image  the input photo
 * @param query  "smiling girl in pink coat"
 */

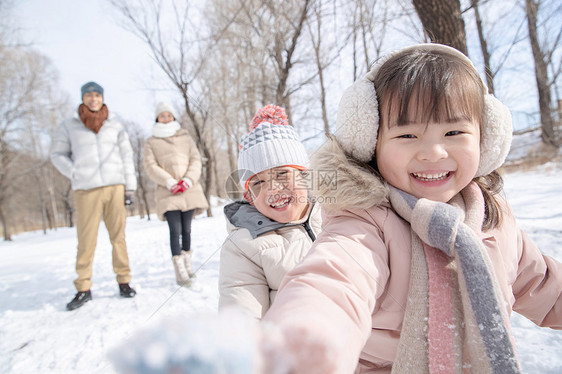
xmin=256 ymin=44 xmax=562 ymax=374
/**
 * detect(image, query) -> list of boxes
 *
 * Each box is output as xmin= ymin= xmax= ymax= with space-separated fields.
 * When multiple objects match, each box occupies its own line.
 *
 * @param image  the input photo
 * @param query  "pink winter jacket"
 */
xmin=262 ymin=139 xmax=562 ymax=374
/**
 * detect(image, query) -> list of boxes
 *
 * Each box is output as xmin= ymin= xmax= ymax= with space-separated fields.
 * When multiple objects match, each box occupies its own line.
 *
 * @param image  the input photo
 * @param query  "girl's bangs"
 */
xmin=377 ymin=51 xmax=484 ymax=128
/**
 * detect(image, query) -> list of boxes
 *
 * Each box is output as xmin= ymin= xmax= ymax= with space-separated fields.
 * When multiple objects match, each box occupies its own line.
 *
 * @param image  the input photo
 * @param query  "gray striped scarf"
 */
xmin=388 ymin=182 xmax=520 ymax=374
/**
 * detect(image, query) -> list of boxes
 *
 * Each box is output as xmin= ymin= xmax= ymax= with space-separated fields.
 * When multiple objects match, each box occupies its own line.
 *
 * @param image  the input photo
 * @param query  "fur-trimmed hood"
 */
xmin=310 ymin=135 xmax=389 ymax=212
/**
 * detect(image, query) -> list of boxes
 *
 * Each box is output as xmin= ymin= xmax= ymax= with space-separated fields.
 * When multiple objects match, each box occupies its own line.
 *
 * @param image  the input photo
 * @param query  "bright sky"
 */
xmin=15 ymin=0 xmax=172 ymax=129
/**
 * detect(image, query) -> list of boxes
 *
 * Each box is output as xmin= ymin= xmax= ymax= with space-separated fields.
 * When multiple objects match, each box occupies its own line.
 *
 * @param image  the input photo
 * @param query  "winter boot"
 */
xmin=172 ymin=255 xmax=191 ymax=286
xmin=181 ymin=250 xmax=196 ymax=278
xmin=119 ymin=283 xmax=137 ymax=298
xmin=66 ymin=290 xmax=92 ymax=311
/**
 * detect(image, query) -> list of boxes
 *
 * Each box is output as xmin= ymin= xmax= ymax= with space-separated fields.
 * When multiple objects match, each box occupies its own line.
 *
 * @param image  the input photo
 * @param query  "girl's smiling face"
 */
xmin=376 ymin=111 xmax=480 ymax=202
xmin=372 ymin=48 xmax=486 ymax=202
xmin=247 ymin=167 xmax=310 ymax=223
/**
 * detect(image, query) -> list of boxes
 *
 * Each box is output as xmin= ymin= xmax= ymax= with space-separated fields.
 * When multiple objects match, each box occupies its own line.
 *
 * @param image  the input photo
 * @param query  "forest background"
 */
xmin=1 ymin=0 xmax=560 ymax=240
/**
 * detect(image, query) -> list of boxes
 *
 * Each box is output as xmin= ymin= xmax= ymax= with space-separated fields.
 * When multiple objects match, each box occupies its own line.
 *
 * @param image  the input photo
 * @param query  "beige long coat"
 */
xmin=143 ymin=129 xmax=209 ymax=220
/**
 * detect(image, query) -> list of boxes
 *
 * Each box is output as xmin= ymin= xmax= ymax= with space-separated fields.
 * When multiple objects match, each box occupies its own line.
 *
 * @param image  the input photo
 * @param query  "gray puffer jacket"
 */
xmin=50 ymin=111 xmax=137 ymax=191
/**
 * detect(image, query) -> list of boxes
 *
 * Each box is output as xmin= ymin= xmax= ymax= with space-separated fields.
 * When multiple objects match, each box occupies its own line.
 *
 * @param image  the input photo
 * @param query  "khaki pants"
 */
xmin=73 ymin=185 xmax=131 ymax=291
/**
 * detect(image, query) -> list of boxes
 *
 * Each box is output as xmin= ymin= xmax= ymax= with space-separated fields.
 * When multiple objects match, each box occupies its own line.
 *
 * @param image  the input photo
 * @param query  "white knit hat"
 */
xmin=335 ymin=43 xmax=512 ymax=177
xmin=155 ymin=102 xmax=177 ymax=120
xmin=238 ymin=105 xmax=309 ymax=190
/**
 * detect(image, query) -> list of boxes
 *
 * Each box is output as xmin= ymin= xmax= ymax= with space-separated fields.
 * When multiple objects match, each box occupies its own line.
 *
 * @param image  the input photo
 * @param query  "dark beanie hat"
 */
xmin=81 ymin=81 xmax=104 ymax=98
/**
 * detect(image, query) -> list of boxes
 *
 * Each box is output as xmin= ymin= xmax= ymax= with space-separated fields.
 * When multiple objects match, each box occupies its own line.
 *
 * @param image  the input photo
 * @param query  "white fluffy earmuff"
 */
xmin=334 ymin=43 xmax=512 ymax=177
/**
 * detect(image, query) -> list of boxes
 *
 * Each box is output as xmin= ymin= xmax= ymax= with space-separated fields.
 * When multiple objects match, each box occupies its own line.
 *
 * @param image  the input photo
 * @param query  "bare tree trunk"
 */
xmin=46 ymin=204 xmax=54 ymax=231
xmin=525 ymin=0 xmax=556 ymax=146
xmin=0 ymin=202 xmax=11 ymax=241
xmin=203 ymin=155 xmax=213 ymax=216
xmin=40 ymin=201 xmax=48 ymax=234
xmin=134 ymin=188 xmax=145 ymax=219
xmin=47 ymin=179 xmax=58 ymax=230
xmin=0 ymin=140 xmax=16 ymax=240
xmin=412 ymin=0 xmax=468 ymax=55
xmin=273 ymin=0 xmax=311 ymax=108
xmin=62 ymin=184 xmax=73 ymax=228
xmin=308 ymin=0 xmax=330 ymax=137
xmin=353 ymin=19 xmax=359 ymax=81
xmin=212 ymin=152 xmax=222 ymax=198
xmin=137 ymin=178 xmax=151 ymax=221
xmin=133 ymin=135 xmax=150 ymax=220
xmin=360 ymin=8 xmax=371 ymax=71
xmin=471 ymin=0 xmax=494 ymax=94
xmin=226 ymin=133 xmax=237 ymax=181
xmin=33 ymin=172 xmax=49 ymax=234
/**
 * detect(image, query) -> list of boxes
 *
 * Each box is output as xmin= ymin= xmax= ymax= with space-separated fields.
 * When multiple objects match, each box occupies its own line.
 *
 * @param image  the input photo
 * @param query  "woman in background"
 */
xmin=143 ymin=102 xmax=209 ymax=286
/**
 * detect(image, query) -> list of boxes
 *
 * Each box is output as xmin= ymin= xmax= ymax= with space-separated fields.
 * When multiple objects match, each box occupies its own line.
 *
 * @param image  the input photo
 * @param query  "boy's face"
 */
xmin=157 ymin=111 xmax=174 ymax=124
xmin=247 ymin=167 xmax=310 ymax=223
xmin=375 ymin=103 xmax=480 ymax=203
xmin=82 ymin=92 xmax=104 ymax=112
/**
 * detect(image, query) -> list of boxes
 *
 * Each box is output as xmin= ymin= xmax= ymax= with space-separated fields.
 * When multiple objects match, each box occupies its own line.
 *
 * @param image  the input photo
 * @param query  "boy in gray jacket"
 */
xmin=219 ymin=105 xmax=322 ymax=319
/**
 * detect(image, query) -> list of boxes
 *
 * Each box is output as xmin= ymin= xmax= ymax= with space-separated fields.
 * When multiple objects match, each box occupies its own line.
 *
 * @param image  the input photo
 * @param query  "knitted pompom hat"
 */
xmin=155 ymin=102 xmax=177 ymax=121
xmin=238 ymin=104 xmax=309 ymax=190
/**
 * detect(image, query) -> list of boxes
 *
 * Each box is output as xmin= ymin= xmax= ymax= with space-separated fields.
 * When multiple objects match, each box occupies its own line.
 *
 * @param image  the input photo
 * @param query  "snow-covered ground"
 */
xmin=1 ymin=166 xmax=561 ymax=373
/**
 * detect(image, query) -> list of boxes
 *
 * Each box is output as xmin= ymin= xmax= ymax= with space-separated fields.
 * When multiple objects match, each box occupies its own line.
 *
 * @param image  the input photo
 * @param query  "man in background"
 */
xmin=50 ymin=81 xmax=137 ymax=311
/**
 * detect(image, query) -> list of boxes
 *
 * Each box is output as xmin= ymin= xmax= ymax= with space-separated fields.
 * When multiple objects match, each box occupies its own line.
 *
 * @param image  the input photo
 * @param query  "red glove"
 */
xmin=171 ymin=179 xmax=188 ymax=194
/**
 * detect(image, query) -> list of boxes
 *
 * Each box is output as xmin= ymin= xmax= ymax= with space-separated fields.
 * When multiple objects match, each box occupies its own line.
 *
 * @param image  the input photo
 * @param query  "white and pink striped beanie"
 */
xmin=238 ymin=105 xmax=309 ymax=190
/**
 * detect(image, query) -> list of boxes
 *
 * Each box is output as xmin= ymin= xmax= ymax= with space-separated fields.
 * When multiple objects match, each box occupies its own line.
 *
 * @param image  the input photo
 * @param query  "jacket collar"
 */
xmin=73 ymin=109 xmax=115 ymax=121
xmin=310 ymin=136 xmax=389 ymax=213
xmin=224 ymin=200 xmax=314 ymax=239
